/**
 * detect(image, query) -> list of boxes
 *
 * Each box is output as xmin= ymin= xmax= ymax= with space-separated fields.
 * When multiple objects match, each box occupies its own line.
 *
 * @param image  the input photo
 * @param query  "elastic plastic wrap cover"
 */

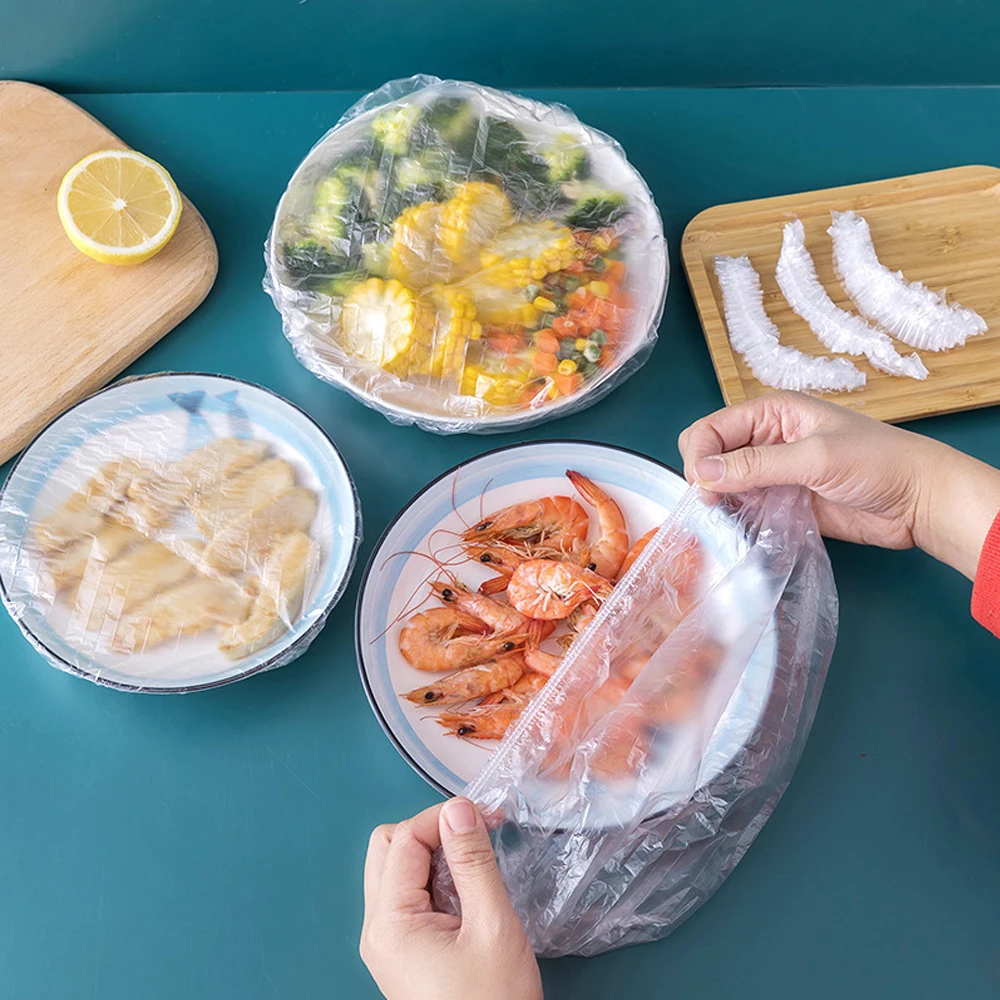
xmin=433 ymin=485 xmax=837 ymax=956
xmin=265 ymin=75 xmax=667 ymax=434
xmin=0 ymin=374 xmax=361 ymax=692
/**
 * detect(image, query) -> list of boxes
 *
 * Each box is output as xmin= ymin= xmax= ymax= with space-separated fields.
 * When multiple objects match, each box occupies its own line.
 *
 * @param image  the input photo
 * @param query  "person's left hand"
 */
xmin=360 ymin=798 xmax=543 ymax=1000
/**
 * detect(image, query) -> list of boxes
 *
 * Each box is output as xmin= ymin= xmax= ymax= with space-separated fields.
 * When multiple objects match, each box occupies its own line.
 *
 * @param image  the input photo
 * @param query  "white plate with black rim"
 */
xmin=0 ymin=373 xmax=361 ymax=692
xmin=355 ymin=440 xmax=778 ymax=796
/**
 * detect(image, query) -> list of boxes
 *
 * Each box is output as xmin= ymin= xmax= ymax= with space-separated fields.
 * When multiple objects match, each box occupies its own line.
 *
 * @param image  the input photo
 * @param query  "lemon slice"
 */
xmin=57 ymin=149 xmax=182 ymax=265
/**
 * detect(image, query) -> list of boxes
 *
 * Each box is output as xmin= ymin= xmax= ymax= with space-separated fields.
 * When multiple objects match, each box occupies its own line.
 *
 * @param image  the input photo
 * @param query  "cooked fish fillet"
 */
xmin=33 ymin=458 xmax=147 ymax=553
xmin=200 ymin=488 xmax=318 ymax=573
xmin=112 ymin=576 xmax=252 ymax=654
xmin=218 ymin=531 xmax=317 ymax=660
xmin=192 ymin=457 xmax=295 ymax=536
xmin=72 ymin=541 xmax=195 ymax=634
xmin=43 ymin=522 xmax=142 ymax=593
xmin=125 ymin=438 xmax=270 ymax=530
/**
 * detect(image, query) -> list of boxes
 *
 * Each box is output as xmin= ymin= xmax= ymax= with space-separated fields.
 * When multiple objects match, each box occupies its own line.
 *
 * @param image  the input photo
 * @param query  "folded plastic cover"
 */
xmin=433 ymin=485 xmax=837 ymax=956
xmin=264 ymin=75 xmax=667 ymax=434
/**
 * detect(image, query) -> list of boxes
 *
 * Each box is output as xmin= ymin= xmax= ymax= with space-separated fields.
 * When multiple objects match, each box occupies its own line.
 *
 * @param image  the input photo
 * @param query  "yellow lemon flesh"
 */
xmin=57 ymin=149 xmax=182 ymax=265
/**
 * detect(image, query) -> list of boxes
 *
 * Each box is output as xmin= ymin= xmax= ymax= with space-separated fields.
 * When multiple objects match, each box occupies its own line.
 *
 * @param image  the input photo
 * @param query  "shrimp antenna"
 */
xmin=373 ymin=549 xmax=455 ymax=640
xmin=450 ymin=468 xmax=471 ymax=530
xmin=478 ymin=475 xmax=498 ymax=524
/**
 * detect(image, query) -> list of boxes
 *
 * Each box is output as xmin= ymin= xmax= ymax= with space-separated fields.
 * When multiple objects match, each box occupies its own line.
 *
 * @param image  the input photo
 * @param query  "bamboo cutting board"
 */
xmin=0 ymin=81 xmax=217 ymax=462
xmin=681 ymin=165 xmax=1000 ymax=423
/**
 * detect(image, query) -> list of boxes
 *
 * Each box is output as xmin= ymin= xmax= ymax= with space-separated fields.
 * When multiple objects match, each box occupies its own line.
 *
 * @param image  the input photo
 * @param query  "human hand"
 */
xmin=361 ymin=798 xmax=542 ymax=1000
xmin=678 ymin=392 xmax=1000 ymax=580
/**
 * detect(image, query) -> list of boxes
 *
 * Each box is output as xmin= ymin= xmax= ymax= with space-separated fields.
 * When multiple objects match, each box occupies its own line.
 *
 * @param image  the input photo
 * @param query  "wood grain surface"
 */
xmin=681 ymin=165 xmax=1000 ymax=422
xmin=0 ymin=81 xmax=217 ymax=462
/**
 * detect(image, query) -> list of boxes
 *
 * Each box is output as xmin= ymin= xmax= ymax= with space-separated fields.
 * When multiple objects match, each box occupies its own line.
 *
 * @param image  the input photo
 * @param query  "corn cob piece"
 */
xmin=437 ymin=182 xmax=512 ymax=267
xmin=338 ymin=277 xmax=434 ymax=376
xmin=478 ymin=221 xmax=582 ymax=290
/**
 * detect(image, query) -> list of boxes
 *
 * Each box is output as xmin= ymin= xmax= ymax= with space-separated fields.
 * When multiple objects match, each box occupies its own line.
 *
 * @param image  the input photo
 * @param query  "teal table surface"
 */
xmin=4 ymin=0 xmax=1000 ymax=91
xmin=2 ymin=87 xmax=1000 ymax=1000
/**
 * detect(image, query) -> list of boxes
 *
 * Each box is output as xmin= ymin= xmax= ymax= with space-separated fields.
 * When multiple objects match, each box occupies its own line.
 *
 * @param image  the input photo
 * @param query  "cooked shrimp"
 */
xmin=461 ymin=495 xmax=589 ymax=554
xmin=438 ymin=670 xmax=546 ymax=738
xmin=464 ymin=541 xmax=529 ymax=577
xmin=507 ymin=559 xmax=612 ymax=620
xmin=438 ymin=699 xmax=529 ymax=739
xmin=565 ymin=470 xmax=629 ymax=579
xmin=399 ymin=607 xmax=522 ymax=673
xmin=403 ymin=651 xmax=525 ymax=706
xmin=523 ymin=644 xmax=563 ymax=677
xmin=479 ymin=670 xmax=548 ymax=706
xmin=667 ymin=534 xmax=704 ymax=614
xmin=430 ymin=578 xmax=528 ymax=634
xmin=617 ymin=527 xmax=656 ymax=581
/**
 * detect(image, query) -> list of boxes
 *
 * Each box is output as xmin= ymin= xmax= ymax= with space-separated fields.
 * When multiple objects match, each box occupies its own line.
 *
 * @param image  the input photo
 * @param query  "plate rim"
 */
xmin=354 ymin=438 xmax=682 ymax=796
xmin=0 ymin=371 xmax=362 ymax=694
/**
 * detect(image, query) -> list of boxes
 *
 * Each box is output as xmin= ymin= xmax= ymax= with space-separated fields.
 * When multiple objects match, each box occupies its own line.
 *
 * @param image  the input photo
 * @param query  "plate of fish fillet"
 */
xmin=355 ymin=440 xmax=777 ymax=796
xmin=0 ymin=373 xmax=360 ymax=691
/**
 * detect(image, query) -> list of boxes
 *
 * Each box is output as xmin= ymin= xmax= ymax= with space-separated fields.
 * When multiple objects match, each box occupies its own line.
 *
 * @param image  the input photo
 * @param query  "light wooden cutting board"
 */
xmin=681 ymin=165 xmax=1000 ymax=423
xmin=0 ymin=81 xmax=217 ymax=462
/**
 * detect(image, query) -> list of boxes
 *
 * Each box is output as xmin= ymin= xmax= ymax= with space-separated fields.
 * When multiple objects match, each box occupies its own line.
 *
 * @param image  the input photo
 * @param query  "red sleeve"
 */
xmin=971 ymin=510 xmax=1000 ymax=638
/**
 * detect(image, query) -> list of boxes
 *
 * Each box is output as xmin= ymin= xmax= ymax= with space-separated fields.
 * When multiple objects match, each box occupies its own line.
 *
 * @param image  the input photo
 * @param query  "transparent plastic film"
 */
xmin=432 ymin=485 xmax=838 ymax=957
xmin=264 ymin=75 xmax=667 ymax=434
xmin=0 ymin=374 xmax=361 ymax=691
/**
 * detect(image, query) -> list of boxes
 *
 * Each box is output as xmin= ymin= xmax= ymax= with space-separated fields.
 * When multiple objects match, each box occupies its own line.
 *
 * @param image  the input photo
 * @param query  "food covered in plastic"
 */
xmin=430 ymin=484 xmax=838 ymax=957
xmin=0 ymin=374 xmax=360 ymax=692
xmin=265 ymin=75 xmax=667 ymax=433
xmin=388 ymin=470 xmax=674 ymax=739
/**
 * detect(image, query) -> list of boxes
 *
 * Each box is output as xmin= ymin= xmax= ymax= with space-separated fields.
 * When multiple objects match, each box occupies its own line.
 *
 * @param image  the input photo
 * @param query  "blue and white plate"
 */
xmin=0 ymin=373 xmax=360 ymax=692
xmin=356 ymin=440 xmax=777 ymax=797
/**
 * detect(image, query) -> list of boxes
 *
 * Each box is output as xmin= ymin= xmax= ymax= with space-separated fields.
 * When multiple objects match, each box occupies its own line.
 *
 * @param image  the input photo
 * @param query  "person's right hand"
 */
xmin=361 ymin=798 xmax=542 ymax=1000
xmin=678 ymin=392 xmax=1000 ymax=580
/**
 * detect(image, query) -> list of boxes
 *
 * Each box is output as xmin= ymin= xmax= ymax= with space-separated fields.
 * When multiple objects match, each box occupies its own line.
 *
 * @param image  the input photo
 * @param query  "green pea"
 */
xmin=590 ymin=329 xmax=607 ymax=345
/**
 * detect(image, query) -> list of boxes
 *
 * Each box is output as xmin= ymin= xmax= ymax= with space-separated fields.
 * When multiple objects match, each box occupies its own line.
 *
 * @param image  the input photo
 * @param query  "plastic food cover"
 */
xmin=432 ymin=485 xmax=838 ymax=957
xmin=0 ymin=373 xmax=361 ymax=693
xmin=264 ymin=75 xmax=667 ymax=434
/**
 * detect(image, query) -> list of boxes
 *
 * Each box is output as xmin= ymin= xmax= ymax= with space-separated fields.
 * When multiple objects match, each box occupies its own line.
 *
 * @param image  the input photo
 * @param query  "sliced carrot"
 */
xmin=551 ymin=316 xmax=578 ymax=337
xmin=532 ymin=350 xmax=558 ymax=375
xmin=488 ymin=329 xmax=525 ymax=354
xmin=553 ymin=371 xmax=583 ymax=396
xmin=604 ymin=259 xmax=626 ymax=284
xmin=534 ymin=329 xmax=560 ymax=354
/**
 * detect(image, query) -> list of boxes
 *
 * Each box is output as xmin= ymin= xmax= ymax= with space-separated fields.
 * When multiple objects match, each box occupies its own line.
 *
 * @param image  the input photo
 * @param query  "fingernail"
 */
xmin=443 ymin=798 xmax=478 ymax=833
xmin=695 ymin=456 xmax=724 ymax=483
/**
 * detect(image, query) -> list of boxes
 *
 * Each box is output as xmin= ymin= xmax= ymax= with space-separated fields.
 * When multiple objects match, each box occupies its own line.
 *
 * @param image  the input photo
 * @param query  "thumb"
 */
xmin=693 ymin=439 xmax=821 ymax=493
xmin=439 ymin=798 xmax=512 ymax=929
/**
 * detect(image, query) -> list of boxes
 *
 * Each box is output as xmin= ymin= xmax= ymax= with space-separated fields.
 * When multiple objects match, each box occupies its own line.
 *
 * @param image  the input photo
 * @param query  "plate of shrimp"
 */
xmin=356 ymin=440 xmax=779 ymax=795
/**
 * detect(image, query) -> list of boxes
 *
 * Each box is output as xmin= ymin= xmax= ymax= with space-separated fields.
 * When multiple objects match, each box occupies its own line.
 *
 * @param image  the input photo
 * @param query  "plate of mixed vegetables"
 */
xmin=265 ymin=76 xmax=667 ymax=433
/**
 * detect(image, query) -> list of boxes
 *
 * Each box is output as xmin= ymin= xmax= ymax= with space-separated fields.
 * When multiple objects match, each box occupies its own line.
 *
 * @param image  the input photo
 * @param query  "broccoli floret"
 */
xmin=332 ymin=161 xmax=381 ymax=209
xmin=309 ymin=174 xmax=355 ymax=241
xmin=480 ymin=117 xmax=548 ymax=182
xmin=323 ymin=270 xmax=368 ymax=298
xmin=314 ymin=174 xmax=352 ymax=211
xmin=394 ymin=157 xmax=433 ymax=190
xmin=371 ymin=103 xmax=422 ymax=157
xmin=564 ymin=188 xmax=628 ymax=230
xmin=541 ymin=133 xmax=589 ymax=184
xmin=361 ymin=241 xmax=391 ymax=278
xmin=281 ymin=239 xmax=345 ymax=282
xmin=422 ymin=97 xmax=480 ymax=160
